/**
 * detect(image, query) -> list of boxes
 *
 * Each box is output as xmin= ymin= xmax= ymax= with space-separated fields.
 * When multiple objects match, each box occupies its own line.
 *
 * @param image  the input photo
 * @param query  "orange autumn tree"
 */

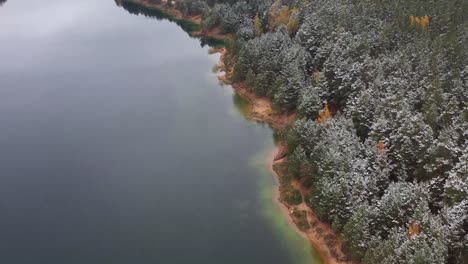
xmin=317 ymin=103 xmax=331 ymax=123
xmin=408 ymin=222 xmax=421 ymax=238
xmin=377 ymin=140 xmax=385 ymax=154
xmin=409 ymin=15 xmax=430 ymax=30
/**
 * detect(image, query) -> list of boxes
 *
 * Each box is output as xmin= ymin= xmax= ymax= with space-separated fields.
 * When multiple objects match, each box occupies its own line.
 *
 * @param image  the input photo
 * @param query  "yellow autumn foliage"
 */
xmin=269 ymin=1 xmax=300 ymax=34
xmin=276 ymin=6 xmax=291 ymax=26
xmin=254 ymin=13 xmax=263 ymax=36
xmin=408 ymin=222 xmax=421 ymax=238
xmin=287 ymin=8 xmax=300 ymax=36
xmin=377 ymin=140 xmax=385 ymax=154
xmin=268 ymin=0 xmax=282 ymax=30
xmin=317 ymin=103 xmax=331 ymax=123
xmin=409 ymin=15 xmax=429 ymax=31
xmin=312 ymin=69 xmax=321 ymax=82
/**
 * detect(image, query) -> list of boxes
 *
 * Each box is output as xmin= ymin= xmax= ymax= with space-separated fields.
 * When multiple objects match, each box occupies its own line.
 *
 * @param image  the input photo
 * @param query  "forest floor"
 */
xmin=123 ymin=1 xmax=354 ymax=263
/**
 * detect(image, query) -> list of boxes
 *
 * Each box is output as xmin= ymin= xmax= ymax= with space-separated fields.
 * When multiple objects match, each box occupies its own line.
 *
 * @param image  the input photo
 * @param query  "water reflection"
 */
xmin=115 ymin=0 xmax=199 ymax=32
xmin=115 ymin=0 xmax=225 ymax=48
xmin=0 ymin=0 xmax=320 ymax=262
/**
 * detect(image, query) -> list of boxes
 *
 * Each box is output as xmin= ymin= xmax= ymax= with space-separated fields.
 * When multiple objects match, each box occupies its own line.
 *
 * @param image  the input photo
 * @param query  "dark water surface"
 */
xmin=0 ymin=1 xmax=320 ymax=263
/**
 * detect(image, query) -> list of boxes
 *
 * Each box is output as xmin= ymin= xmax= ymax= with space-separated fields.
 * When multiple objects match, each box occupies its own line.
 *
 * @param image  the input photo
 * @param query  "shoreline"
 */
xmin=219 ymin=49 xmax=352 ymax=264
xmin=118 ymin=0 xmax=232 ymax=41
xmin=266 ymin=148 xmax=352 ymax=264
xmin=119 ymin=1 xmax=352 ymax=263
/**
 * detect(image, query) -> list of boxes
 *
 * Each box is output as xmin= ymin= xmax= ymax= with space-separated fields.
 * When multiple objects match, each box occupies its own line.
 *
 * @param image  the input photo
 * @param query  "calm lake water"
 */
xmin=0 ymin=0 xmax=320 ymax=263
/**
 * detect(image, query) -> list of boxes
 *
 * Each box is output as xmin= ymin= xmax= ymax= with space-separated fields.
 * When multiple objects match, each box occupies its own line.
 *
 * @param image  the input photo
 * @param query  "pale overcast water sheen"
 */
xmin=0 ymin=1 xmax=320 ymax=263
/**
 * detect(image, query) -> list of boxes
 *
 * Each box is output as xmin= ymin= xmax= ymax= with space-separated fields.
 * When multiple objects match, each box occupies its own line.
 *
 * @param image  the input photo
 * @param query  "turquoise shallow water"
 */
xmin=0 ymin=0 xmax=321 ymax=263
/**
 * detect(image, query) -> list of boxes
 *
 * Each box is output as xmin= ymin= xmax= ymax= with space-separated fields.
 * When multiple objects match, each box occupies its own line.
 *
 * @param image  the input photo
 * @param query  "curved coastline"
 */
xmin=117 ymin=1 xmax=352 ymax=263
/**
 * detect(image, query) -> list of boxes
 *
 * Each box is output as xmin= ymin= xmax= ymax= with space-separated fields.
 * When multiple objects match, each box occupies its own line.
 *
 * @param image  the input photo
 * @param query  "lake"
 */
xmin=0 ymin=0 xmax=320 ymax=263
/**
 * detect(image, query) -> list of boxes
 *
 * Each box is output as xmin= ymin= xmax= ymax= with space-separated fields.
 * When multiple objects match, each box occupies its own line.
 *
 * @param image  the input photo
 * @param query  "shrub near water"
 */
xmin=274 ymin=161 xmax=302 ymax=206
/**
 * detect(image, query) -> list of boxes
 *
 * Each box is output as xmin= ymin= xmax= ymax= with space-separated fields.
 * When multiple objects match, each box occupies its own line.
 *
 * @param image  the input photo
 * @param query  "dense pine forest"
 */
xmin=138 ymin=0 xmax=467 ymax=262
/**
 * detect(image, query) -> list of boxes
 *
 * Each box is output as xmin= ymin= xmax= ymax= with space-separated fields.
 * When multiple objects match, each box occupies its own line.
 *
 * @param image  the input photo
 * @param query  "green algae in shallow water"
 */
xmin=229 ymin=88 xmax=322 ymax=263
xmin=251 ymin=147 xmax=324 ymax=264
xmin=232 ymin=93 xmax=250 ymax=119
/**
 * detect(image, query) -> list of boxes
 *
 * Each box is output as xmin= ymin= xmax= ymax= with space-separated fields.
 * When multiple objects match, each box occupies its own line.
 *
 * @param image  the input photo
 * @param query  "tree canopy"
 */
xmin=137 ymin=0 xmax=468 ymax=262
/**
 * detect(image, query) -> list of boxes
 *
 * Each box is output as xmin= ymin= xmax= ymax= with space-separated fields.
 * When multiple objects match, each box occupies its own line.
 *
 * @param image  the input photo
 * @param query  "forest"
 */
xmin=148 ymin=0 xmax=467 ymax=262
